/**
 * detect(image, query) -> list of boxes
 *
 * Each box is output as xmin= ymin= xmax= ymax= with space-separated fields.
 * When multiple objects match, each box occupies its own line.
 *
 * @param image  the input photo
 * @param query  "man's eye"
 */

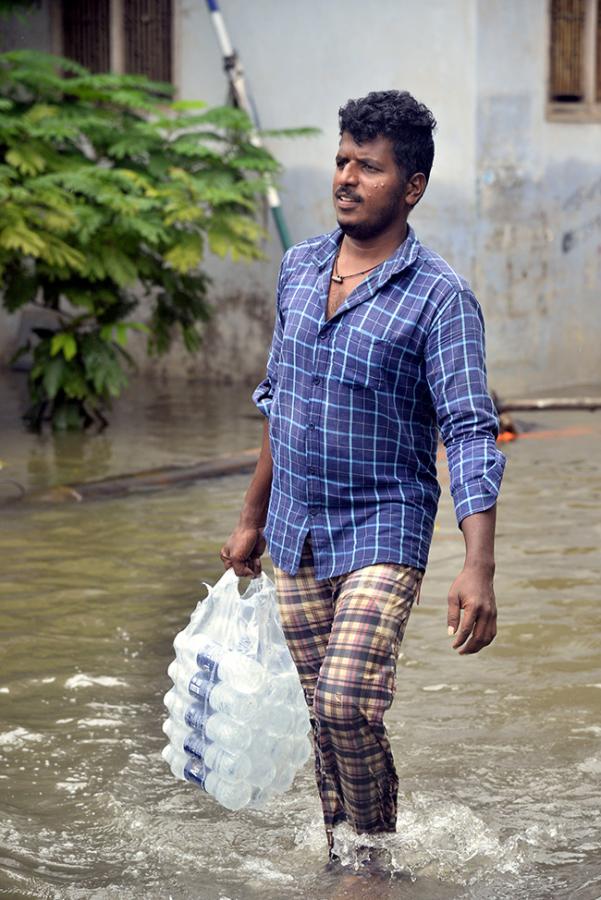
xmin=335 ymin=159 xmax=346 ymax=169
xmin=362 ymin=163 xmax=376 ymax=171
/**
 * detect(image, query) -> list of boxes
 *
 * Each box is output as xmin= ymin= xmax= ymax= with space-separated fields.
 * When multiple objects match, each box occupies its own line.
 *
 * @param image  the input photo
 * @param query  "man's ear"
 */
xmin=405 ymin=172 xmax=427 ymax=208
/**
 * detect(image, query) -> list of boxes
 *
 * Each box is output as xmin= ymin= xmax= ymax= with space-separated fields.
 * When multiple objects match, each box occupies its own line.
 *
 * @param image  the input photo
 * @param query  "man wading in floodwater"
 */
xmin=221 ymin=90 xmax=506 ymax=863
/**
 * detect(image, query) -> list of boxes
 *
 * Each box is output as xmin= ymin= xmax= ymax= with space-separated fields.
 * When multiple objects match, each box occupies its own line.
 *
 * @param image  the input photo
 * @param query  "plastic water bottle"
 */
xmin=168 ymin=641 xmax=265 ymax=698
xmin=186 ymin=758 xmax=252 ymax=812
xmin=163 ymin=720 xmax=252 ymax=780
xmin=271 ymin=759 xmax=296 ymax=793
xmin=162 ymin=743 xmax=187 ymax=781
xmin=248 ymin=785 xmax=274 ymax=810
xmin=186 ymin=670 xmax=258 ymax=723
xmin=164 ymin=684 xmax=256 ymax=732
xmin=164 ymin=686 xmax=194 ymax=720
xmin=290 ymin=735 xmax=312 ymax=768
xmin=267 ymin=671 xmax=303 ymax=706
xmin=161 ymin=746 xmax=251 ymax=811
xmin=294 ymin=702 xmax=311 ymax=737
xmin=246 ymin=729 xmax=272 ymax=760
xmin=184 ymin=733 xmax=252 ymax=781
xmin=163 ymin=710 xmax=250 ymax=754
xmin=253 ymin=700 xmax=296 ymax=738
xmin=273 ymin=734 xmax=294 ymax=761
xmin=166 ymin=692 xmax=219 ymax=733
xmin=245 ymin=738 xmax=276 ymax=789
xmin=190 ymin=636 xmax=266 ymax=694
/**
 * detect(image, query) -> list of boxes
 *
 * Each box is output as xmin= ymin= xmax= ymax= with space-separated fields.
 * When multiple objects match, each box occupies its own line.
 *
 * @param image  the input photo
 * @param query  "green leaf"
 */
xmin=40 ymin=235 xmax=86 ymax=271
xmin=100 ymin=323 xmax=135 ymax=347
xmin=0 ymin=223 xmax=46 ymax=256
xmin=171 ymin=99 xmax=207 ymax=111
xmin=61 ymin=366 xmax=88 ymax=400
xmin=6 ymin=145 xmax=48 ymax=176
xmin=42 ymin=356 xmax=64 ymax=399
xmin=102 ymin=248 xmax=139 ymax=286
xmin=164 ymin=233 xmax=204 ymax=272
xmin=50 ymin=332 xmax=77 ymax=361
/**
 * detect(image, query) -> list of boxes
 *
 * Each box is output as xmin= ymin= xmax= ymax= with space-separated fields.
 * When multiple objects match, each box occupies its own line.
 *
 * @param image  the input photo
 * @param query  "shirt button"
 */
xmin=312 ymin=376 xmax=321 ymax=385
xmin=319 ymin=332 xmax=327 ymax=340
xmin=309 ymin=508 xmax=318 ymax=516
xmin=308 ymin=423 xmax=316 ymax=430
xmin=308 ymin=467 xmax=317 ymax=475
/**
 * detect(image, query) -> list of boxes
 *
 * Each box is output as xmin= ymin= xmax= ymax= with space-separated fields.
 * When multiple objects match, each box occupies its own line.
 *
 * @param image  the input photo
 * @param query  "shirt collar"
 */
xmin=311 ymin=224 xmax=421 ymax=280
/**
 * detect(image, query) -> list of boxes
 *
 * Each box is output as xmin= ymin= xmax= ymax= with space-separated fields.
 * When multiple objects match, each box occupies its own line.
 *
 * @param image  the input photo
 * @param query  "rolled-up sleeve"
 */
xmin=425 ymin=289 xmax=506 ymax=525
xmin=252 ymin=259 xmax=286 ymax=419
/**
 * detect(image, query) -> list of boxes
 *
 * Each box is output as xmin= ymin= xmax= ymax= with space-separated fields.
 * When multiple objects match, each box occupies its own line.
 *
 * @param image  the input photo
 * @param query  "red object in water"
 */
xmin=497 ymin=431 xmax=518 ymax=443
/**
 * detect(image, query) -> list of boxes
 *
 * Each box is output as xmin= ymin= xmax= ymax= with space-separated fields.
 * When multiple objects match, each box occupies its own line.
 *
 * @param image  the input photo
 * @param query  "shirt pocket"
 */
xmin=330 ymin=331 xmax=392 ymax=391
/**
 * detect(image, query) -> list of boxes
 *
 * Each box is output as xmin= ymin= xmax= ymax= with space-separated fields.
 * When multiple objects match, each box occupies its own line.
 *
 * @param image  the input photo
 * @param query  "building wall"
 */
xmin=1 ymin=0 xmax=599 ymax=394
xmin=474 ymin=0 xmax=601 ymax=394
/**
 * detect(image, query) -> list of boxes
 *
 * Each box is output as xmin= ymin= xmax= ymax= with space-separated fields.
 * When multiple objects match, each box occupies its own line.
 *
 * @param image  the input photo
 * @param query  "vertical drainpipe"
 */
xmin=204 ymin=0 xmax=292 ymax=252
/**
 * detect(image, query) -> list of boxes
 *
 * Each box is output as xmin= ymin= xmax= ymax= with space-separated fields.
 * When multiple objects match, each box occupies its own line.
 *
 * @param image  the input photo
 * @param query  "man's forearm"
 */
xmin=460 ymin=505 xmax=496 ymax=572
xmin=447 ymin=504 xmax=498 ymax=653
xmin=238 ymin=418 xmax=273 ymax=528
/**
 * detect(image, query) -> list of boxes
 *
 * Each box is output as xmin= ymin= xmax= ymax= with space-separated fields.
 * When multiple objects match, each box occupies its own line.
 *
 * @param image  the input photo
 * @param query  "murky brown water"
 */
xmin=1 ymin=374 xmax=600 ymax=900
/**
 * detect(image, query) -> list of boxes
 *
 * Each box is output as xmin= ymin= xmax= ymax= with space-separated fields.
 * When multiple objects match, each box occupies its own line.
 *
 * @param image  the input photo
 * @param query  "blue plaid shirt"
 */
xmin=253 ymin=225 xmax=506 ymax=579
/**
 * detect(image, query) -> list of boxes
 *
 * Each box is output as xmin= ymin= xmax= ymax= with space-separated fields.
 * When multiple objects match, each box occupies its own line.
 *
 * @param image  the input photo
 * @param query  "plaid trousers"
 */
xmin=274 ymin=537 xmax=422 ymax=836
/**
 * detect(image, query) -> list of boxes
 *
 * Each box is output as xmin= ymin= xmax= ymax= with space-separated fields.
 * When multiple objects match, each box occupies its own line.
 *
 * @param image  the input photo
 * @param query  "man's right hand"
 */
xmin=220 ymin=526 xmax=266 ymax=578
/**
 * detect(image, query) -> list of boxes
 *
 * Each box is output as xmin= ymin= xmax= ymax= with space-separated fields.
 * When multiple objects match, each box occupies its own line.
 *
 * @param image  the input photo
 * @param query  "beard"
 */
xmin=336 ymin=184 xmax=405 ymax=240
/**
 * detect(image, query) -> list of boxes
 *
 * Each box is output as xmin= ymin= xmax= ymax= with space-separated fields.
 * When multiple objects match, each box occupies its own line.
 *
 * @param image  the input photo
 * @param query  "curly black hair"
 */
xmin=338 ymin=90 xmax=437 ymax=181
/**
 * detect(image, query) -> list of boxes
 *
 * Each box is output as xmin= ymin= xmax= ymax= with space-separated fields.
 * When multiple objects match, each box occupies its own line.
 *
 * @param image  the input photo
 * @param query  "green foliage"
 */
xmin=0 ymin=50 xmax=291 ymax=430
xmin=0 ymin=1 xmax=39 ymax=17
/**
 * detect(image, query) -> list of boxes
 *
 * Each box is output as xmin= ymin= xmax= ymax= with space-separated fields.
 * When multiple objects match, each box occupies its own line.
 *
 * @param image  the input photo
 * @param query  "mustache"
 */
xmin=335 ymin=188 xmax=361 ymax=202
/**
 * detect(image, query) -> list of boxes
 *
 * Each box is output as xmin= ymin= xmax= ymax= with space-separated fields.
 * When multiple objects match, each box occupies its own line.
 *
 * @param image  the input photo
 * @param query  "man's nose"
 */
xmin=339 ymin=161 xmax=359 ymax=184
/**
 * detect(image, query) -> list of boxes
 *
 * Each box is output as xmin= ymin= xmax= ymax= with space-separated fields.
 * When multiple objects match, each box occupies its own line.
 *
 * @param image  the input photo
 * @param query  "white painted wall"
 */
xmin=474 ymin=0 xmax=601 ymax=393
xmin=178 ymin=0 xmax=477 ymax=264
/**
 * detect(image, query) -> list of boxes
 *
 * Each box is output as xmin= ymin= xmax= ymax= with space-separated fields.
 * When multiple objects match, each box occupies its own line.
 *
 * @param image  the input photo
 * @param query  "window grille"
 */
xmin=60 ymin=0 xmax=173 ymax=83
xmin=123 ymin=0 xmax=172 ymax=82
xmin=548 ymin=0 xmax=601 ymax=120
xmin=62 ymin=0 xmax=111 ymax=74
xmin=597 ymin=2 xmax=601 ymax=99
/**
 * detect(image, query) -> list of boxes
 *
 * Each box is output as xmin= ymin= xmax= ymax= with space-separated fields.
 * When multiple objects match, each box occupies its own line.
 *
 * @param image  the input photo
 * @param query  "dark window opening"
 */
xmin=62 ymin=0 xmax=111 ymax=74
xmin=124 ymin=0 xmax=172 ymax=83
xmin=549 ymin=0 xmax=586 ymax=102
xmin=60 ymin=0 xmax=173 ymax=83
xmin=597 ymin=1 xmax=601 ymax=99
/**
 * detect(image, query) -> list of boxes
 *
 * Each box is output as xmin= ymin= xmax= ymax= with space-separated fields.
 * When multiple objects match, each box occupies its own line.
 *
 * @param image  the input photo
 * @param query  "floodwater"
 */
xmin=1 ymin=374 xmax=600 ymax=900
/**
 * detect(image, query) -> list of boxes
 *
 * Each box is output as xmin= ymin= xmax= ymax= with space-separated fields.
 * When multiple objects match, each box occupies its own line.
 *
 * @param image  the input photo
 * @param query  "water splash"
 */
xmin=65 ymin=674 xmax=128 ymax=689
xmin=0 ymin=726 xmax=44 ymax=748
xmin=295 ymin=793 xmax=565 ymax=885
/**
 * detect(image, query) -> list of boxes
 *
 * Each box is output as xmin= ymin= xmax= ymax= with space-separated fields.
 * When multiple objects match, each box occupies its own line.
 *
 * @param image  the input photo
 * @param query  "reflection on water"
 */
xmin=1 ymin=374 xmax=601 ymax=899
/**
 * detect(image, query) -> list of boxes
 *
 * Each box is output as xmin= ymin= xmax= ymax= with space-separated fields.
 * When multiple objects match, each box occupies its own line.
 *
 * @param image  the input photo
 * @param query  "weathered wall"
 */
xmin=1 ymin=0 xmax=599 ymax=393
xmin=474 ymin=0 xmax=601 ymax=394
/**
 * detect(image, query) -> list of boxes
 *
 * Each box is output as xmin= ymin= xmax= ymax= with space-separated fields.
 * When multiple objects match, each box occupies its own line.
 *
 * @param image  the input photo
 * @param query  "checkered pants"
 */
xmin=274 ymin=537 xmax=422 ymax=836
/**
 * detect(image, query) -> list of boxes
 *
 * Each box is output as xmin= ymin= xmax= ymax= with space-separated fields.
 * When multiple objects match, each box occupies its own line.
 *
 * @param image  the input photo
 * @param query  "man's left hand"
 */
xmin=447 ymin=566 xmax=497 ymax=655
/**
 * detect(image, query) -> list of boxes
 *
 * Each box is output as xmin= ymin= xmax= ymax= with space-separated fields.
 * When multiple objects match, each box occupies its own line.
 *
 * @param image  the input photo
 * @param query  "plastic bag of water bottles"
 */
xmin=162 ymin=568 xmax=312 ymax=812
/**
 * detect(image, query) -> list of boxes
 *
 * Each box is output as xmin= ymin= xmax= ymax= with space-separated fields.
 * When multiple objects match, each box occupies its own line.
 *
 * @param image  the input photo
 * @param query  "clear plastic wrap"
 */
xmin=162 ymin=569 xmax=312 ymax=811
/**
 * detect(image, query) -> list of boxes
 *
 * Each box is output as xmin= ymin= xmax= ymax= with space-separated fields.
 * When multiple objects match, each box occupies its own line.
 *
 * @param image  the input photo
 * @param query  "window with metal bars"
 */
xmin=61 ymin=0 xmax=111 ymax=74
xmin=123 ymin=0 xmax=172 ymax=83
xmin=548 ymin=0 xmax=601 ymax=120
xmin=60 ymin=0 xmax=173 ymax=83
